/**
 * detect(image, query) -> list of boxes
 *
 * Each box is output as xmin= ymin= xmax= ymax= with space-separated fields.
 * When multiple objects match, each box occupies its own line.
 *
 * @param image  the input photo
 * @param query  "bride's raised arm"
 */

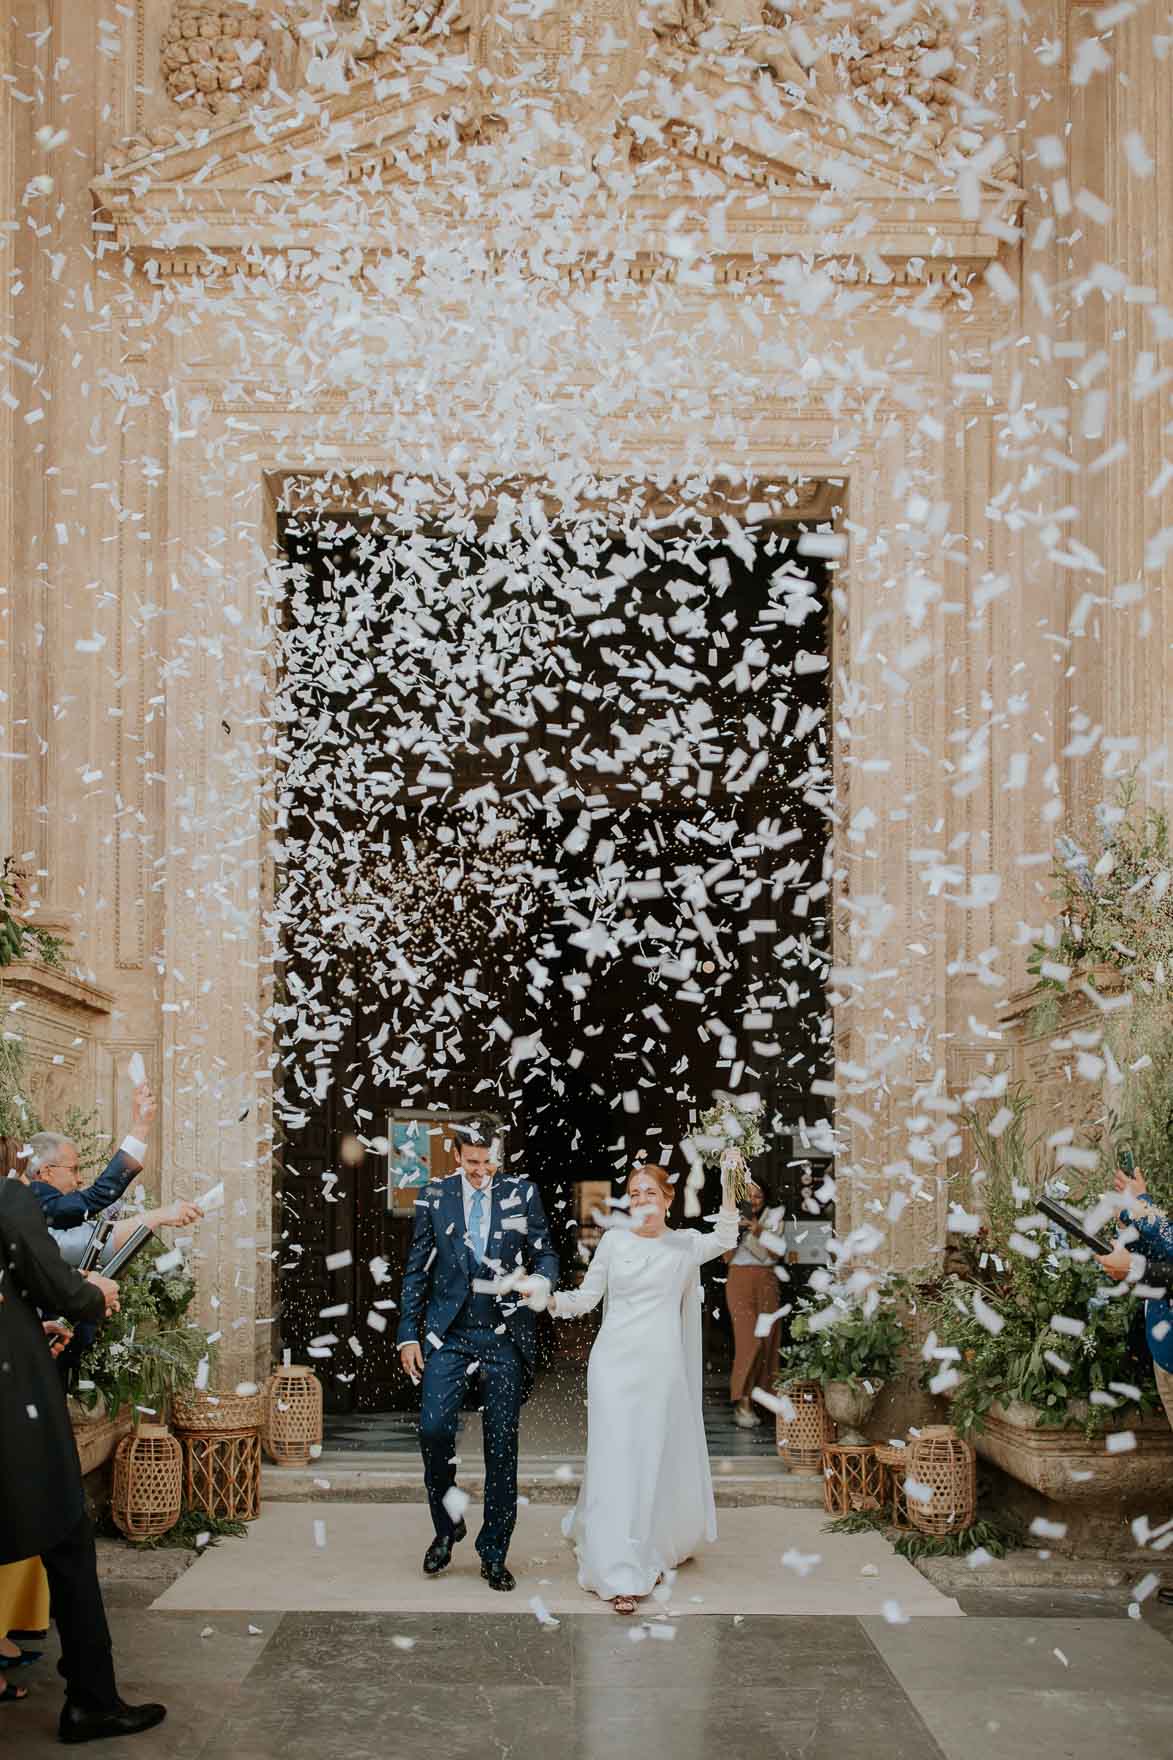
xmin=548 ymin=1228 xmax=613 ymax=1318
xmin=691 ymin=1169 xmax=742 ymax=1266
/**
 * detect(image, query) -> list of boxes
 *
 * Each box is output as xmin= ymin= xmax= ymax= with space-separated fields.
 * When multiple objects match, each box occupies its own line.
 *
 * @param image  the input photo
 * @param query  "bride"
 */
xmin=548 ymin=1162 xmax=739 ymax=1614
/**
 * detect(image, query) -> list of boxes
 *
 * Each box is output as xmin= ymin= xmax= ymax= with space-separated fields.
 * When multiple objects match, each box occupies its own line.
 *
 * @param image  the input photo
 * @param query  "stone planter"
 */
xmin=973 ymin=1399 xmax=1173 ymax=1503
xmin=823 ymin=1379 xmax=884 ymax=1447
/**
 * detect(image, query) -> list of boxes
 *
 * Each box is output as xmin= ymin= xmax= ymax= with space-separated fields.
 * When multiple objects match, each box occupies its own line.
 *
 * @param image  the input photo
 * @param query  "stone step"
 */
xmin=260 ymin=1456 xmax=827 ymax=1508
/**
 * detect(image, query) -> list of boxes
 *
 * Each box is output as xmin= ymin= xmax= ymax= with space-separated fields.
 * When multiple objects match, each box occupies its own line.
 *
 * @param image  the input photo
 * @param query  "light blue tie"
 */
xmin=469 ymin=1187 xmax=487 ymax=1265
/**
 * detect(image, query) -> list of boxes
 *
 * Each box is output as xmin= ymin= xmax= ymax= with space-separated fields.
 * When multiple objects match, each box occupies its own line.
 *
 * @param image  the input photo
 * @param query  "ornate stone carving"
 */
xmin=275 ymin=0 xmax=452 ymax=92
xmin=653 ymin=0 xmax=1015 ymax=179
xmin=161 ymin=1 xmax=273 ymax=116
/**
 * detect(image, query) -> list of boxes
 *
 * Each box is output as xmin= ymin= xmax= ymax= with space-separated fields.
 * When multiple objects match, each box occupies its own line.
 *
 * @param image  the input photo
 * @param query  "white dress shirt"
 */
xmin=461 ymin=1172 xmax=494 ymax=1233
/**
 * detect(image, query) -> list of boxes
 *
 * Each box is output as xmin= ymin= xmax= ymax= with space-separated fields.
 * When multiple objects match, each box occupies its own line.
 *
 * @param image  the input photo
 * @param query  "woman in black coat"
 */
xmin=0 ymin=1178 xmax=166 ymax=1742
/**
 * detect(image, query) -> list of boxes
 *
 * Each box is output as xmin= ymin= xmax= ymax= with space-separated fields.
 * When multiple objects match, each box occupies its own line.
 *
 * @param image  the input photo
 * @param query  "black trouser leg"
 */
xmin=419 ymin=1344 xmax=469 ymax=1540
xmin=477 ymin=1343 xmax=523 ymax=1567
xmin=41 ymin=1512 xmax=118 ymax=1711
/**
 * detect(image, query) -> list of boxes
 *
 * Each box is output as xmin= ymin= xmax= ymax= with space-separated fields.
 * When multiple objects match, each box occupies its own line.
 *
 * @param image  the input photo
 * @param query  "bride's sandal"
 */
xmin=611 ymin=1595 xmax=638 ymax=1616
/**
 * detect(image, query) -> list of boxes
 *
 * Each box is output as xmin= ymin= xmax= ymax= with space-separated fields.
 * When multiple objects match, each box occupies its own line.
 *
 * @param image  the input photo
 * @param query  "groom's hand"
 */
xmin=399 ymin=1341 xmax=424 ymax=1383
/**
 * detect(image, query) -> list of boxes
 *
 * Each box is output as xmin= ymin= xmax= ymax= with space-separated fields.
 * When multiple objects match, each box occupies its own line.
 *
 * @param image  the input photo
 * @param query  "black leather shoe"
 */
xmin=423 ymin=1518 xmax=467 ymax=1576
xmin=59 ymin=1699 xmax=167 ymax=1744
xmin=480 ymin=1560 xmax=516 ymax=1592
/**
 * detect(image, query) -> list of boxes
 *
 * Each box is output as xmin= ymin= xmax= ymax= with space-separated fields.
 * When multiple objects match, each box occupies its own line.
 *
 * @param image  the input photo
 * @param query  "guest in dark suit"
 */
xmin=26 ymin=1082 xmax=156 ymax=1230
xmin=397 ymin=1120 xmax=560 ymax=1591
xmin=0 ymin=1178 xmax=166 ymax=1743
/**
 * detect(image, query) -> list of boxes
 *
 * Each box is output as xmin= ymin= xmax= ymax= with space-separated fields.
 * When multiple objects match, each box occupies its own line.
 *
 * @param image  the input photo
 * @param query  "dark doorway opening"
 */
xmin=271 ymin=492 xmax=834 ymax=1415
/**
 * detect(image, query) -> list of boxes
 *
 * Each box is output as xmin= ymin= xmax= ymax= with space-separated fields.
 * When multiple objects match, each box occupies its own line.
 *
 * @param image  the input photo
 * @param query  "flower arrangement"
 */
xmin=74 ymin=1239 xmax=206 ymax=1422
xmin=918 ymin=1092 xmax=1158 ymax=1437
xmin=693 ymin=1098 xmax=767 ymax=1205
xmin=777 ymin=1280 xmax=906 ymax=1389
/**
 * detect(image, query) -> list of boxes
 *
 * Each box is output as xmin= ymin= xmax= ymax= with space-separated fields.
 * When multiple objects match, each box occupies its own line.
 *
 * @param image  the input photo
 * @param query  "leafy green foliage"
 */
xmin=121 ymin=1507 xmax=247 ymax=1553
xmin=74 ymin=1238 xmax=206 ymax=1420
xmin=918 ymin=1088 xmax=1158 ymax=1437
xmin=0 ymin=857 xmax=67 ymax=969
xmin=823 ymin=1512 xmax=1022 ymax=1561
xmin=778 ymin=1280 xmax=907 ymax=1387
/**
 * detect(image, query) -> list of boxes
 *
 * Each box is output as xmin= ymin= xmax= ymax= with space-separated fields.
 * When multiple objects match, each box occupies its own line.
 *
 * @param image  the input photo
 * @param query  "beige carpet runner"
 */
xmin=151 ymin=1503 xmax=964 ymax=1618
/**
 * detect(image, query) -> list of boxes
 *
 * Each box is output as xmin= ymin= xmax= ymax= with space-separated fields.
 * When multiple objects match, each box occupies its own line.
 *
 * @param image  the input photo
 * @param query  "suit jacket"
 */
xmin=396 ymin=1173 xmax=560 ymax=1384
xmin=28 ymin=1147 xmax=141 ymax=1231
xmin=0 ymin=1181 xmax=106 ymax=1564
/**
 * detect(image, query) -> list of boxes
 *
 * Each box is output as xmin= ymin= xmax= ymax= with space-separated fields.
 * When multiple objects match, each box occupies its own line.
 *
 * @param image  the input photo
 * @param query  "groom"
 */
xmin=397 ymin=1119 xmax=559 ymax=1591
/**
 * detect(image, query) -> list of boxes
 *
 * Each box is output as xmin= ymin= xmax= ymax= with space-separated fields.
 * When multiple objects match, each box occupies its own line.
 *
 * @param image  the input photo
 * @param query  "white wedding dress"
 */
xmin=551 ymin=1208 xmax=740 ymax=1600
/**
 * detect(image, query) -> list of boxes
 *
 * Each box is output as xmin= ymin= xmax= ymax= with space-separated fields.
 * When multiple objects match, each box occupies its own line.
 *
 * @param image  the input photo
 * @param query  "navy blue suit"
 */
xmin=397 ymin=1172 xmax=560 ymax=1565
xmin=28 ymin=1148 xmax=142 ymax=1231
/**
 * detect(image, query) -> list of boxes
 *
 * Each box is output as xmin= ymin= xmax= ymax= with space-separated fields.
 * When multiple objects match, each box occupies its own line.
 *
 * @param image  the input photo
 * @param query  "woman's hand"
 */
xmin=1114 ymin=1166 xmax=1147 ymax=1203
xmin=1096 ymin=1244 xmax=1135 ymax=1283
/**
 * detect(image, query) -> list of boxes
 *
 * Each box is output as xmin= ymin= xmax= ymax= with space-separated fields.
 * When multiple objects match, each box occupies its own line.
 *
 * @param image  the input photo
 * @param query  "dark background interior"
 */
xmin=273 ymin=504 xmax=834 ymax=1411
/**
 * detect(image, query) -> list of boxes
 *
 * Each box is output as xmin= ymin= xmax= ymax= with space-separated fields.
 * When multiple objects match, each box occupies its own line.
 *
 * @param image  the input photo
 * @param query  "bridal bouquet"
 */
xmin=693 ymin=1099 xmax=766 ymax=1206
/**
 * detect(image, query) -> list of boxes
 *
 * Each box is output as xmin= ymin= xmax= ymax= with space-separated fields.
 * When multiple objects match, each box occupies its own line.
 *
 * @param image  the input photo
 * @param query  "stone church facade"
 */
xmin=1 ymin=2 xmax=1169 ymax=1385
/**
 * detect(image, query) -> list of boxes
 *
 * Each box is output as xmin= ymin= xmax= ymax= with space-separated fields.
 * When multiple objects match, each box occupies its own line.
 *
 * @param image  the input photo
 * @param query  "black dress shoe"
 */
xmin=423 ymin=1519 xmax=467 ymax=1576
xmin=480 ymin=1560 xmax=516 ymax=1593
xmin=59 ymin=1699 xmax=167 ymax=1744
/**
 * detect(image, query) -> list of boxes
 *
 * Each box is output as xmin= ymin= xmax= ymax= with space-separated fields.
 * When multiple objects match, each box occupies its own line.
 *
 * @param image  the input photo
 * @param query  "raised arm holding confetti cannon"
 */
xmin=26 ymin=1074 xmax=157 ymax=1231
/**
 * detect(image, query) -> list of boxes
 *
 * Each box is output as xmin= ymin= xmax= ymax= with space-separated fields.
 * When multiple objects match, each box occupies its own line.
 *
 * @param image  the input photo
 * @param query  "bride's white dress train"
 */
xmin=552 ymin=1209 xmax=740 ymax=1599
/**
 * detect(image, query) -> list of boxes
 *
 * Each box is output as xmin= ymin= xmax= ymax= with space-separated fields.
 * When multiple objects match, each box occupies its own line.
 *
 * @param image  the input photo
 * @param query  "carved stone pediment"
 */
xmin=95 ymin=5 xmax=1021 ymax=286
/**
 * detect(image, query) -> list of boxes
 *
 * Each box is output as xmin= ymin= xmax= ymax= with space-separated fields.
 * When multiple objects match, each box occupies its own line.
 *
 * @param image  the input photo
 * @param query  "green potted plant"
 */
xmin=778 ymin=1283 xmax=905 ymax=1444
xmin=918 ymin=1091 xmax=1172 ymax=1503
xmin=73 ymin=1239 xmax=206 ymax=1427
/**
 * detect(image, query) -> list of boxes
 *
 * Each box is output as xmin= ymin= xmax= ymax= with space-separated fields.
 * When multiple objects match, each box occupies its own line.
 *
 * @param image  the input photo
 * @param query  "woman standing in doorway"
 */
xmin=547 ymin=1162 xmax=739 ymax=1615
xmin=724 ymin=1180 xmax=785 ymax=1428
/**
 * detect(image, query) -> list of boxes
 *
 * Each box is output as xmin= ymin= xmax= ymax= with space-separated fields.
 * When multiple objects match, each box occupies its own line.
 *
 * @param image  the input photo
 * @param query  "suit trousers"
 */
xmin=419 ymin=1325 xmax=524 ymax=1566
xmin=41 ymin=1512 xmax=118 ymax=1711
xmin=725 ymin=1263 xmax=782 ymax=1403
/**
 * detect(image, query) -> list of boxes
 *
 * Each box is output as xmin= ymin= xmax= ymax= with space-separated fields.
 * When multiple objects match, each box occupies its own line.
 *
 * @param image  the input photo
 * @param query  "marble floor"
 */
xmin=7 ymin=1591 xmax=1173 ymax=1760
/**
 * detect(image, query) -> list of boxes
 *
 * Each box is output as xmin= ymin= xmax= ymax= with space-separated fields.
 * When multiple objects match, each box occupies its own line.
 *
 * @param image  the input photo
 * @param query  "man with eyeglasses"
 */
xmin=25 ymin=1084 xmax=157 ymax=1231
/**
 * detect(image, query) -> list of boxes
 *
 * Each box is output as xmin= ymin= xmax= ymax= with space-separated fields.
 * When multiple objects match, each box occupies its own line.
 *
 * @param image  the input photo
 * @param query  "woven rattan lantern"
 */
xmin=906 ymin=1424 xmax=977 ymax=1536
xmin=822 ymin=1442 xmax=884 ymax=1516
xmin=111 ymin=1424 xmax=183 ymax=1541
xmin=775 ymin=1379 xmax=834 ymax=1474
xmin=263 ymin=1364 xmax=323 ymax=1465
xmin=184 ymin=1428 xmax=262 ymax=1521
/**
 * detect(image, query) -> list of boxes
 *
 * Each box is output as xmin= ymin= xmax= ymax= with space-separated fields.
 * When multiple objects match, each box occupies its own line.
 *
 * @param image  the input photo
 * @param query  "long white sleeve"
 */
xmin=692 ymin=1208 xmax=741 ymax=1266
xmin=552 ymin=1231 xmax=611 ymax=1318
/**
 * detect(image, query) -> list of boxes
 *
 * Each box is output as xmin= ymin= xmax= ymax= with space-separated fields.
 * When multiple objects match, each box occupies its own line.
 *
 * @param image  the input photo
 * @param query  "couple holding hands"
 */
xmin=397 ymin=1124 xmax=740 ymax=1614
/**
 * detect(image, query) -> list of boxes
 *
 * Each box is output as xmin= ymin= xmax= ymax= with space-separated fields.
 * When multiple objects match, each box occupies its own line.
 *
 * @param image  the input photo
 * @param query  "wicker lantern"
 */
xmin=262 ymin=1364 xmax=323 ymax=1465
xmin=775 ymin=1379 xmax=834 ymax=1474
xmin=906 ymin=1424 xmax=977 ymax=1536
xmin=111 ymin=1424 xmax=183 ymax=1541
